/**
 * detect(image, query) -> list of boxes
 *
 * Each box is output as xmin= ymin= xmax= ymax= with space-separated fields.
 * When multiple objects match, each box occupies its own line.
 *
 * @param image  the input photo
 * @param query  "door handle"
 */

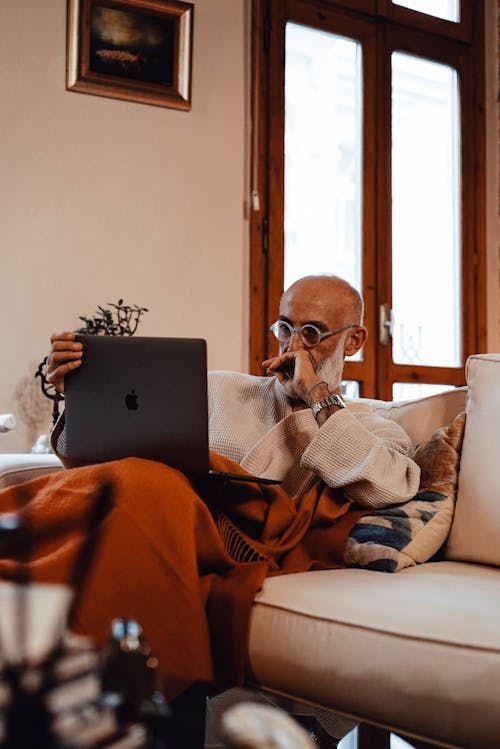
xmin=379 ymin=304 xmax=394 ymax=346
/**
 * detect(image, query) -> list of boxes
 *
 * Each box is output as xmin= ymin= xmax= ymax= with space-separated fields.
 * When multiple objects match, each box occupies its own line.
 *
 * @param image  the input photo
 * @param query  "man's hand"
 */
xmin=47 ymin=332 xmax=83 ymax=394
xmin=262 ymin=350 xmax=328 ymax=403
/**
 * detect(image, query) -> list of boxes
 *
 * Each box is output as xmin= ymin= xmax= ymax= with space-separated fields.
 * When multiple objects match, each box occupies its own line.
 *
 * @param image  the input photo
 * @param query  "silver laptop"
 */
xmin=63 ymin=335 xmax=280 ymax=485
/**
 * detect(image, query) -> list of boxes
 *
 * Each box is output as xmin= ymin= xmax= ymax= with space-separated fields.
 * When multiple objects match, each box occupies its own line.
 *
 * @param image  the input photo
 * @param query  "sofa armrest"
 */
xmin=0 ymin=454 xmax=63 ymax=489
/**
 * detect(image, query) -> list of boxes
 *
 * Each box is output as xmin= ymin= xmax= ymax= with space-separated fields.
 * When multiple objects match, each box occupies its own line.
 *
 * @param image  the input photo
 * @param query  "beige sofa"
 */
xmin=1 ymin=353 xmax=499 ymax=749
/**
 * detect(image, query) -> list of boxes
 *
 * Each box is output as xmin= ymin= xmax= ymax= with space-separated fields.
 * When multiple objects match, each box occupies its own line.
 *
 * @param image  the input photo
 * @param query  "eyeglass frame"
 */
xmin=269 ymin=319 xmax=358 ymax=349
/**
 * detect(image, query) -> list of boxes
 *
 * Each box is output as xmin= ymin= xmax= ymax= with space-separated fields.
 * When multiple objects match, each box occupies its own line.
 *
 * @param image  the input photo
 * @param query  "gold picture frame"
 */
xmin=67 ymin=0 xmax=194 ymax=110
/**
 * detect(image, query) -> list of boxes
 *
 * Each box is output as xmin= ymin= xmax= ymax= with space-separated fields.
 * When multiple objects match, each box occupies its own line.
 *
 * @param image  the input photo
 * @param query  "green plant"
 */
xmin=35 ymin=299 xmax=148 ymax=425
xmin=75 ymin=300 xmax=148 ymax=337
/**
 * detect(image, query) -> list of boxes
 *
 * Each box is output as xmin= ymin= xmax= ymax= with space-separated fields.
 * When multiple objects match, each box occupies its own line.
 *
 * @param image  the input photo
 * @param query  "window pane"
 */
xmin=391 ymin=53 xmax=461 ymax=367
xmin=392 ymin=0 xmax=460 ymax=22
xmin=342 ymin=380 xmax=361 ymax=399
xmin=391 ymin=734 xmax=419 ymax=749
xmin=339 ymin=727 xmax=358 ymax=749
xmin=284 ymin=23 xmax=362 ymax=295
xmin=392 ymin=382 xmax=456 ymax=401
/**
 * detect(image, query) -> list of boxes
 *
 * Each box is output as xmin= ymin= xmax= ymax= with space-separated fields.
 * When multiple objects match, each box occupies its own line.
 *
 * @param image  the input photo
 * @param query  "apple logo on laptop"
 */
xmin=125 ymin=389 xmax=138 ymax=410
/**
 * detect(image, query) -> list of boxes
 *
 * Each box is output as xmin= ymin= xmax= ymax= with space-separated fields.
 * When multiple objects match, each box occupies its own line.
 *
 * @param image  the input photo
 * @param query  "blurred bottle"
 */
xmin=101 ymin=618 xmax=170 ymax=728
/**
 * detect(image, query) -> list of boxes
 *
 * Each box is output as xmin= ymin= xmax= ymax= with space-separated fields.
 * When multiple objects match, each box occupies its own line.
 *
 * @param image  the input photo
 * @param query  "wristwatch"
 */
xmin=311 ymin=393 xmax=346 ymax=417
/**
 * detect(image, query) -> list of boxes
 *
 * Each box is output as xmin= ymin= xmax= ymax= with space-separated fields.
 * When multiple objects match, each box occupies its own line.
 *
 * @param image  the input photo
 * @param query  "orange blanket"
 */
xmin=0 ymin=453 xmax=366 ymax=699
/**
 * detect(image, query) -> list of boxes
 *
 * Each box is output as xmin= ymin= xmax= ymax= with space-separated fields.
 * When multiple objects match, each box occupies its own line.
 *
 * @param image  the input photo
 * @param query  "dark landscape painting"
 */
xmin=89 ymin=5 xmax=175 ymax=87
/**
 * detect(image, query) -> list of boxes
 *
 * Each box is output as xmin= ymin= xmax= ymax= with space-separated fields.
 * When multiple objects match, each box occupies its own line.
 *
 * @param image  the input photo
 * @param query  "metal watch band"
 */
xmin=311 ymin=393 xmax=346 ymax=417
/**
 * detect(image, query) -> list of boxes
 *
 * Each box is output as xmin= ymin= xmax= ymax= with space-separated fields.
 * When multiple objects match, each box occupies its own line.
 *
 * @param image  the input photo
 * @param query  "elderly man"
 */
xmin=0 ymin=275 xmax=419 ymax=747
xmin=49 ymin=274 xmax=419 ymax=505
xmin=207 ymin=274 xmax=418 ymax=505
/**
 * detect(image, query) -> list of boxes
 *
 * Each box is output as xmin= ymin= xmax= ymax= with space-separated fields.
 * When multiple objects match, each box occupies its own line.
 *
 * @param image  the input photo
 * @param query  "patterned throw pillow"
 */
xmin=344 ymin=411 xmax=465 ymax=572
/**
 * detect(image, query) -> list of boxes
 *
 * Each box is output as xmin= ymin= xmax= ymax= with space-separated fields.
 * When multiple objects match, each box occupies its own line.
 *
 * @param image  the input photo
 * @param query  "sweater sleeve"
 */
xmin=300 ymin=408 xmax=421 ymax=508
xmin=50 ymin=412 xmax=93 ymax=470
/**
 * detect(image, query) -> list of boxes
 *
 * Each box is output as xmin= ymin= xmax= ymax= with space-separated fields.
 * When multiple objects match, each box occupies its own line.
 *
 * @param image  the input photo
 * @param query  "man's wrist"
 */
xmin=304 ymin=380 xmax=346 ymax=424
xmin=305 ymin=381 xmax=331 ymax=406
xmin=311 ymin=393 xmax=346 ymax=417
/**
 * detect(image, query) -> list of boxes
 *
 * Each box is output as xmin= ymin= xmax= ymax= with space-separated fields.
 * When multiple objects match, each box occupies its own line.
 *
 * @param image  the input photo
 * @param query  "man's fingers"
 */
xmin=262 ymin=352 xmax=293 ymax=370
xmin=50 ymin=331 xmax=77 ymax=344
xmin=47 ymin=350 xmax=82 ymax=378
xmin=47 ymin=332 xmax=83 ymax=394
xmin=48 ymin=337 xmax=82 ymax=368
xmin=46 ymin=360 xmax=82 ymax=393
xmin=262 ymin=350 xmax=321 ymax=402
xmin=262 ymin=357 xmax=279 ymax=371
xmin=47 ymin=360 xmax=81 ymax=380
xmin=263 ymin=360 xmax=287 ymax=379
xmin=51 ymin=340 xmax=82 ymax=353
xmin=49 ymin=349 xmax=82 ymax=364
xmin=272 ymin=369 xmax=288 ymax=385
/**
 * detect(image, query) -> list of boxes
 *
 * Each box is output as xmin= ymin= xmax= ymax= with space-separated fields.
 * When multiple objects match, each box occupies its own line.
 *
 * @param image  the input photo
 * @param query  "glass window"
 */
xmin=391 ymin=52 xmax=461 ymax=368
xmin=392 ymin=0 xmax=460 ymax=23
xmin=390 ymin=734 xmax=418 ymax=749
xmin=342 ymin=380 xmax=361 ymax=399
xmin=338 ymin=727 xmax=358 ymax=749
xmin=284 ymin=22 xmax=363 ymax=294
xmin=392 ymin=382 xmax=456 ymax=401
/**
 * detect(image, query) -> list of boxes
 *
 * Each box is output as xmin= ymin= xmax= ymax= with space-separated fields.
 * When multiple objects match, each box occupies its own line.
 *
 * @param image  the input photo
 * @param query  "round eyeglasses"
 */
xmin=269 ymin=320 xmax=357 ymax=349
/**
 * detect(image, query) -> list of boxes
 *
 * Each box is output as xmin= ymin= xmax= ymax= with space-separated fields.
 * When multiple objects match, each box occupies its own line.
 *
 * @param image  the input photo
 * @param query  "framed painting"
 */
xmin=67 ymin=0 xmax=194 ymax=110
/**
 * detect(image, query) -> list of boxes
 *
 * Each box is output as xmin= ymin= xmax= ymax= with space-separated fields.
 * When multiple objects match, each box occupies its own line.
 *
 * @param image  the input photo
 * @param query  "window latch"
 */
xmin=379 ymin=304 xmax=394 ymax=346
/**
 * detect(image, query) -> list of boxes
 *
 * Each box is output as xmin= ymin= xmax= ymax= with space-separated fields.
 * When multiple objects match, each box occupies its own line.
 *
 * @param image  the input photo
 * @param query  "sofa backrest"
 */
xmin=357 ymin=387 xmax=468 ymax=446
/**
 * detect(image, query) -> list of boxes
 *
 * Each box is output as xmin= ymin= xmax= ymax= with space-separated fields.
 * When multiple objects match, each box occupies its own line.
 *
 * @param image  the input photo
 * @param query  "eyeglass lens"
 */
xmin=275 ymin=321 xmax=321 ymax=347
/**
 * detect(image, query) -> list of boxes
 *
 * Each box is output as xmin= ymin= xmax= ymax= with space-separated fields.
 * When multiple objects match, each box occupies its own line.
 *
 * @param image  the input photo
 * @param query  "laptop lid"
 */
xmin=64 ymin=335 xmax=210 ymax=475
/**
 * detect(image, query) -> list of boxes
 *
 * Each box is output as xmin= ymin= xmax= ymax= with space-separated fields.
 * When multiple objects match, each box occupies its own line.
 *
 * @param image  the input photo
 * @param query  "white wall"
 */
xmin=1 ymin=0 xmax=250 ymax=452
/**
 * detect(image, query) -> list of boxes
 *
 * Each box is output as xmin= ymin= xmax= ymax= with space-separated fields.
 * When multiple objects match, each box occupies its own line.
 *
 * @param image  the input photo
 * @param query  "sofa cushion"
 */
xmin=446 ymin=353 xmax=500 ymax=565
xmin=247 ymin=561 xmax=500 ymax=749
xmin=366 ymin=386 xmax=467 ymax=445
xmin=344 ymin=411 xmax=465 ymax=572
xmin=0 ymin=454 xmax=63 ymax=490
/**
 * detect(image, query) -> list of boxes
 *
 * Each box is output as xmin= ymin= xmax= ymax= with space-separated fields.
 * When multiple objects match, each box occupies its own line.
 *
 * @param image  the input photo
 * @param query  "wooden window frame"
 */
xmin=249 ymin=0 xmax=487 ymax=399
xmin=377 ymin=0 xmax=474 ymax=42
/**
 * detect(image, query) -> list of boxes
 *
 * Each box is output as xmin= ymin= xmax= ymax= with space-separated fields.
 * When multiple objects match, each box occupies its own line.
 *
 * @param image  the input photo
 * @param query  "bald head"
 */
xmin=280 ymin=275 xmax=363 ymax=328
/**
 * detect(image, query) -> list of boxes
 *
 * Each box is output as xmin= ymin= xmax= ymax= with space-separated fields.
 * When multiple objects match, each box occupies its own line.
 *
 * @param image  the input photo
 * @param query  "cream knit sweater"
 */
xmin=208 ymin=371 xmax=420 ymax=507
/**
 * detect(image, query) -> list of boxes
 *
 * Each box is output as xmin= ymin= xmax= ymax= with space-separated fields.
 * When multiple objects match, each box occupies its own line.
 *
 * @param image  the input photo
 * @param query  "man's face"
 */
xmin=277 ymin=279 xmax=354 ymax=382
